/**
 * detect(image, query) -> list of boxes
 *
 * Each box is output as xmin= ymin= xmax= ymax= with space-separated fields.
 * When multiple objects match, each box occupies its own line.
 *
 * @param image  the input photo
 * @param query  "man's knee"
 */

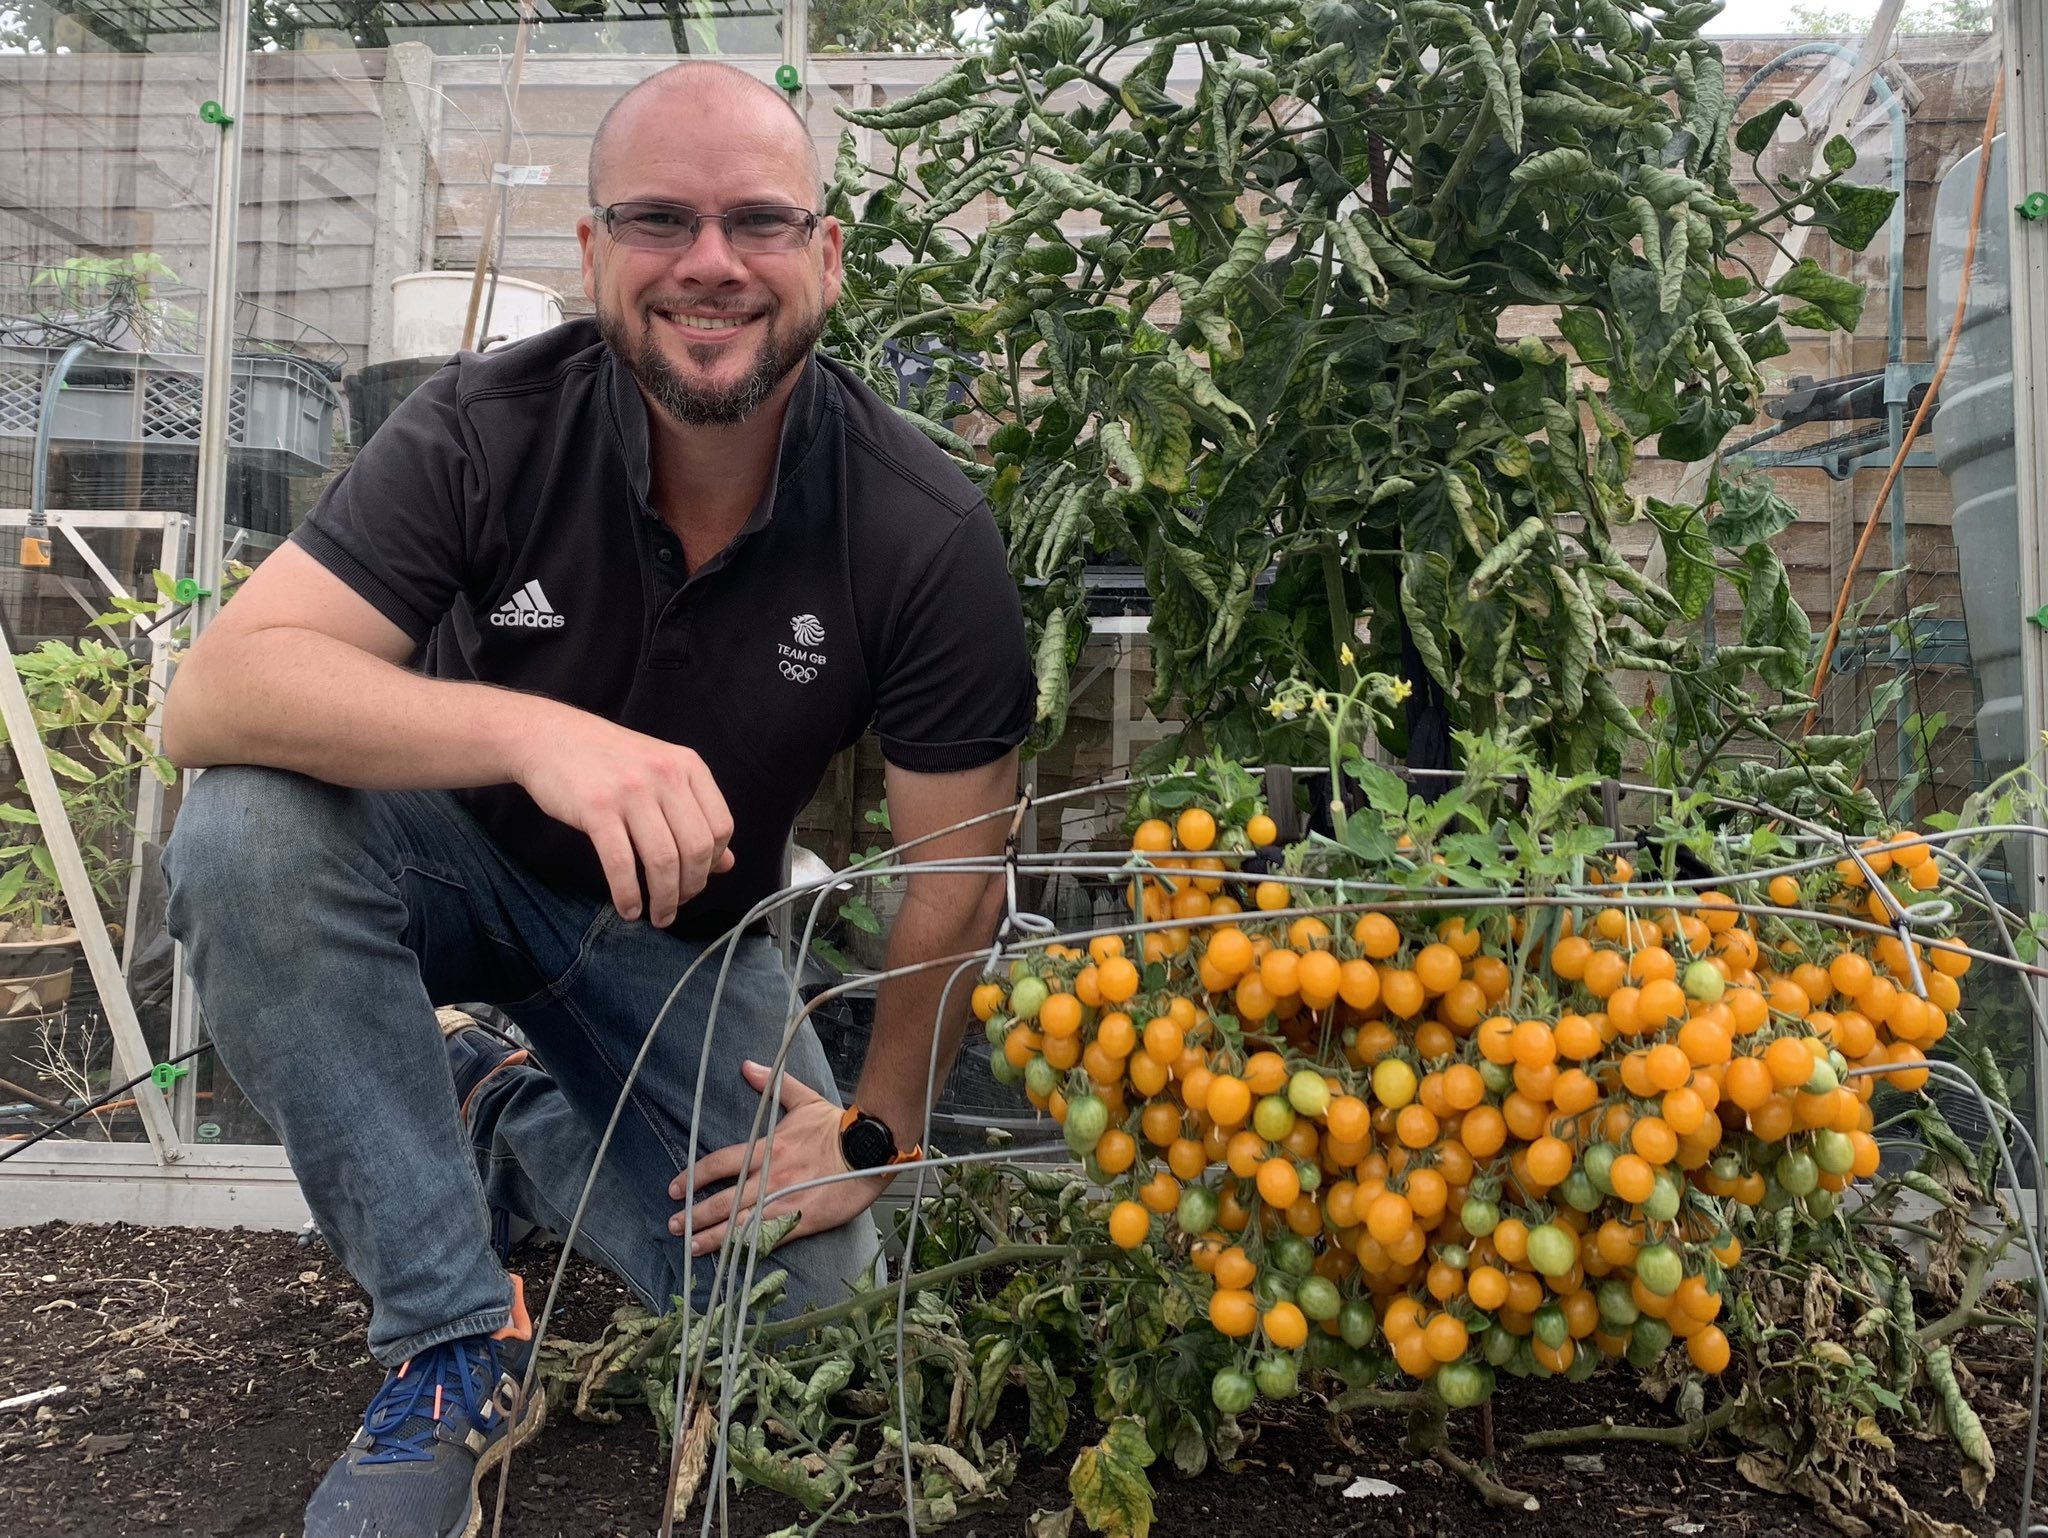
xmin=166 ymin=766 xmax=367 ymax=935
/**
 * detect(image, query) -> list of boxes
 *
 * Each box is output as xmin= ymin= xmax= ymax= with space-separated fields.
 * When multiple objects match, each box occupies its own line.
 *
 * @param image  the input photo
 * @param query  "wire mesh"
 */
xmin=447 ymin=773 xmax=2048 ymax=1538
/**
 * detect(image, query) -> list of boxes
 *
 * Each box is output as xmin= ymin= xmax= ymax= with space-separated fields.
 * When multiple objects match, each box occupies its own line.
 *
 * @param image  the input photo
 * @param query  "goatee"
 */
xmin=598 ymin=298 xmax=826 ymax=426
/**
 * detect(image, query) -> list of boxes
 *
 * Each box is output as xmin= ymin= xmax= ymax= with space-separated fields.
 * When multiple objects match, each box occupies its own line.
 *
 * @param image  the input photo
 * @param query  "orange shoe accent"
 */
xmin=458 ymin=1048 xmax=530 ymax=1124
xmin=492 ymin=1274 xmax=533 ymax=1343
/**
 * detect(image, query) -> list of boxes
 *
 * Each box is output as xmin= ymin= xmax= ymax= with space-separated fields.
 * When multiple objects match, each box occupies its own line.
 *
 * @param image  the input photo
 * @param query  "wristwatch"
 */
xmin=839 ymin=1105 xmax=921 ymax=1172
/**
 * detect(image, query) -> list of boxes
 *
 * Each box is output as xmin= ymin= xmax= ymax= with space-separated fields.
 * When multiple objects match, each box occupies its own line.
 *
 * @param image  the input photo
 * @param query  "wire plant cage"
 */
xmin=437 ymin=768 xmax=2048 ymax=1538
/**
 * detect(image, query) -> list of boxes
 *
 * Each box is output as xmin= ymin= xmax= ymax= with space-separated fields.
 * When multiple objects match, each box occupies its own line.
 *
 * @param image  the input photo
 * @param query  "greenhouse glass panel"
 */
xmin=0 ymin=0 xmax=228 ymax=1171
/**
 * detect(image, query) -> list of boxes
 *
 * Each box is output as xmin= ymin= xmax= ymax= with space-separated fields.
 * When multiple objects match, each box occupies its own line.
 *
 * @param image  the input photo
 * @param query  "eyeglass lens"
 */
xmin=603 ymin=203 xmax=814 ymax=252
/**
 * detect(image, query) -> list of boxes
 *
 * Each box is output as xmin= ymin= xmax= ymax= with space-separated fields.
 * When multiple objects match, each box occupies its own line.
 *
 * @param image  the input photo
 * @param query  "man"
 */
xmin=161 ymin=61 xmax=1031 ymax=1538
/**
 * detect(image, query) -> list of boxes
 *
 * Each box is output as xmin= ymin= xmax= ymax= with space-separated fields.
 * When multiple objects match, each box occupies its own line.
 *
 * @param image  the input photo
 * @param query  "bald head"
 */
xmin=587 ymin=62 xmax=822 ymax=208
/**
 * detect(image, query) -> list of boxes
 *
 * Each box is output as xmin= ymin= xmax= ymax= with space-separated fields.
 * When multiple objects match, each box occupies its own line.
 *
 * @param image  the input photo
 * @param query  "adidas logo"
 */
xmin=489 ymin=579 xmax=565 ymax=630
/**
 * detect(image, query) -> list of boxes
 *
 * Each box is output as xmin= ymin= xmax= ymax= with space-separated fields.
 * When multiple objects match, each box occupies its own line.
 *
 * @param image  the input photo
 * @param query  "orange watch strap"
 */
xmin=842 ymin=1103 xmax=922 ymax=1165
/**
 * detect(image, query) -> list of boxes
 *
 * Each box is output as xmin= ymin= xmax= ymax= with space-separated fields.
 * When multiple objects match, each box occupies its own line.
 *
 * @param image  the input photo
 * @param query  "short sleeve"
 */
xmin=290 ymin=361 xmax=483 ymax=644
xmin=872 ymin=504 xmax=1034 ymax=773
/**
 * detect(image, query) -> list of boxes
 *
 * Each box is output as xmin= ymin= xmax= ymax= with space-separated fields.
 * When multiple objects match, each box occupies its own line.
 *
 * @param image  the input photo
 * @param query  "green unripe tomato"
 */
xmin=1009 ymin=976 xmax=1049 ymax=1020
xmin=1252 ymin=1094 xmax=1297 ymax=1142
xmin=1252 ymin=1270 xmax=1295 ymax=1309
xmin=1267 ymin=1231 xmax=1315 ymax=1277
xmin=1559 ymin=1171 xmax=1603 ymax=1213
xmin=1024 ymin=1056 xmax=1059 ymax=1100
xmin=1566 ymin=1342 xmax=1601 ymax=1382
xmin=1533 ymin=1304 xmax=1569 ymax=1350
xmin=1438 ymin=1243 xmax=1471 ymax=1270
xmin=1210 ymin=1368 xmax=1255 ymax=1415
xmin=1643 ymin=1169 xmax=1683 ymax=1223
xmin=989 ymin=1047 xmax=1023 ymax=1085
xmin=1803 ymin=1187 xmax=1840 ymax=1221
xmin=1254 ymin=1353 xmax=1300 ymax=1400
xmin=1805 ymin=1059 xmax=1840 ymax=1095
xmin=1627 ymin=1317 xmax=1673 ymax=1368
xmin=1777 ymin=1149 xmax=1820 ymax=1197
xmin=1302 ymin=1333 xmax=1347 ymax=1375
xmin=984 ymin=1015 xmax=1009 ymax=1047
xmin=1063 ymin=1095 xmax=1109 ymax=1158
xmin=1683 ymin=958 xmax=1726 ymax=1003
xmin=1483 ymin=1321 xmax=1522 ymax=1367
xmin=1526 ymin=1222 xmax=1578 ymax=1278
xmin=1635 ymin=1242 xmax=1683 ymax=1296
xmin=1339 ymin=1298 xmax=1378 ymax=1350
xmin=1460 ymin=1197 xmax=1501 ymax=1238
xmin=1295 ymin=1275 xmax=1343 ymax=1322
xmin=1436 ymin=1361 xmax=1494 ymax=1408
xmin=1598 ymin=1278 xmax=1640 ymax=1328
xmin=1814 ymin=1129 xmax=1856 ymax=1176
xmin=1582 ymin=1142 xmax=1620 ymax=1196
xmin=1177 ymin=1183 xmax=1220 ymax=1236
xmin=1287 ymin=1069 xmax=1332 ymax=1118
xmin=1480 ymin=1060 xmax=1517 ymax=1096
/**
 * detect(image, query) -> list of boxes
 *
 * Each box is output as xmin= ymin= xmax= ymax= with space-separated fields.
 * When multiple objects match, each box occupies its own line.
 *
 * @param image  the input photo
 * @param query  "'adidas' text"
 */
xmin=490 ymin=579 xmax=565 ymax=630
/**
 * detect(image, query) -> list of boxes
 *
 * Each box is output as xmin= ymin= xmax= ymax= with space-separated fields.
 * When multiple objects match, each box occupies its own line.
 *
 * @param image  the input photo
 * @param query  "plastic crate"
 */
xmin=0 ymin=345 xmax=337 ymax=476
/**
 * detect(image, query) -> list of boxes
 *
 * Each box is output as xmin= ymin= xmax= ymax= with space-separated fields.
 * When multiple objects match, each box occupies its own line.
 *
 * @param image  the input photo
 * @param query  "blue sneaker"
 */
xmin=304 ymin=1279 xmax=545 ymax=1538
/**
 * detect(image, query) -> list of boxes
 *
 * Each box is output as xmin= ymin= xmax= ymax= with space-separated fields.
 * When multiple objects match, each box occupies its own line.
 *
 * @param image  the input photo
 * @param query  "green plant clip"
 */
xmin=198 ymin=100 xmax=233 ymax=126
xmin=171 ymin=578 xmax=212 ymax=604
xmin=2018 ymin=192 xmax=2048 ymax=222
xmin=2030 ymin=604 xmax=2048 ymax=630
xmin=775 ymin=64 xmax=801 ymax=92
xmin=150 ymin=1061 xmax=190 ymax=1091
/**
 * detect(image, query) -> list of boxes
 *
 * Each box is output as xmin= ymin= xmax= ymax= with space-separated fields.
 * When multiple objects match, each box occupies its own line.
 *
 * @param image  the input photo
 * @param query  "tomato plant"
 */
xmin=823 ymin=0 xmax=1894 ymax=773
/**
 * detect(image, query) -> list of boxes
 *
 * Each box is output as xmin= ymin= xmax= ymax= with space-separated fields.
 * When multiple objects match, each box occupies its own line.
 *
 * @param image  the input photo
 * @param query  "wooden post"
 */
xmin=0 ymin=610 xmax=179 ymax=1161
xmin=459 ymin=0 xmax=538 ymax=353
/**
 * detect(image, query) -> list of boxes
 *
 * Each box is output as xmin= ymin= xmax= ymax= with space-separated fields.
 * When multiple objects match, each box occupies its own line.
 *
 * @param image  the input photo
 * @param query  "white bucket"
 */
xmin=391 ymin=271 xmax=564 ymax=359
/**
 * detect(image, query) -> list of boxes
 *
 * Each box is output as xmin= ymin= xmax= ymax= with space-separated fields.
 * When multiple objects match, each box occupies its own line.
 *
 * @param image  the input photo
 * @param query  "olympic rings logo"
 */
xmin=780 ymin=660 xmax=818 ymax=683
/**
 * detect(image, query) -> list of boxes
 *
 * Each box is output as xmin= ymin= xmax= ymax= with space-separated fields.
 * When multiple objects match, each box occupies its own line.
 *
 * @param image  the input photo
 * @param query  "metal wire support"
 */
xmin=476 ymin=774 xmax=2047 ymax=1538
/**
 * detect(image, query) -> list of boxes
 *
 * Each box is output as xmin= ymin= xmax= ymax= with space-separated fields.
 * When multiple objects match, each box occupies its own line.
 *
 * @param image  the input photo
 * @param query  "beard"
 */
xmin=597 ymin=293 xmax=826 ymax=427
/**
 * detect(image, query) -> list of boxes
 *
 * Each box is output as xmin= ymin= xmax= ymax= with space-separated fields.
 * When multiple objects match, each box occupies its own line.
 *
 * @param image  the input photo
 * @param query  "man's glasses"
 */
xmin=591 ymin=201 xmax=821 ymax=254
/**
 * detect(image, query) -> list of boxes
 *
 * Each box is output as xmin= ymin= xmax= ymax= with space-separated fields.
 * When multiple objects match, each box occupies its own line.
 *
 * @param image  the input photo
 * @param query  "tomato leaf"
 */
xmin=1646 ymin=499 xmax=1716 ymax=620
xmin=1735 ymin=98 xmax=1802 ymax=157
xmin=1068 ymin=1416 xmax=1155 ymax=1538
xmin=1771 ymin=259 xmax=1865 ymax=333
xmin=1810 ymin=182 xmax=1899 ymax=253
xmin=1710 ymin=473 xmax=1800 ymax=548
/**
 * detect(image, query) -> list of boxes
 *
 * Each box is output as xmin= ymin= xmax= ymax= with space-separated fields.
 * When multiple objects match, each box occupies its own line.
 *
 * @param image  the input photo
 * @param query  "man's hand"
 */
xmin=668 ymin=1060 xmax=890 ymax=1256
xmin=514 ymin=712 xmax=735 ymax=926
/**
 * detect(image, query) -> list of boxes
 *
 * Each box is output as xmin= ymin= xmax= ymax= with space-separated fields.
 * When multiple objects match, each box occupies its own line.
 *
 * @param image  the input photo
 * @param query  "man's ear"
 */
xmin=819 ymin=215 xmax=845 ymax=310
xmin=577 ymin=213 xmax=600 ymax=305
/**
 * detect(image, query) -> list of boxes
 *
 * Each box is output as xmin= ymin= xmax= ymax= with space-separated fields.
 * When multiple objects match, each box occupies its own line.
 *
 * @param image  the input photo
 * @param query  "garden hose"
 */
xmin=25 ymin=338 xmax=91 ymax=570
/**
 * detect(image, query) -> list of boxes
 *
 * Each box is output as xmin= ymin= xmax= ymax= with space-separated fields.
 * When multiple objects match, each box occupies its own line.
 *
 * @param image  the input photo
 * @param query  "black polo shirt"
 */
xmin=292 ymin=318 xmax=1033 ymax=937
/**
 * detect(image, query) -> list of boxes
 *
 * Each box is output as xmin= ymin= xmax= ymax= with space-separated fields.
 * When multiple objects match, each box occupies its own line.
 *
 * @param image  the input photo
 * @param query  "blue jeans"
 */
xmin=163 ymin=766 xmax=879 ymax=1366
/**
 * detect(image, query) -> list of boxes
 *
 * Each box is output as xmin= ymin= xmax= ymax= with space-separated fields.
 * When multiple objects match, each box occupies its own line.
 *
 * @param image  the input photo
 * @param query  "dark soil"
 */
xmin=0 ymin=1223 xmax=2036 ymax=1538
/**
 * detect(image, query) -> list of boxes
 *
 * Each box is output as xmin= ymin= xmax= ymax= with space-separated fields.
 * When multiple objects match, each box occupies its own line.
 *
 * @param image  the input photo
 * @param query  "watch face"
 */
xmin=843 ymin=1116 xmax=896 ymax=1171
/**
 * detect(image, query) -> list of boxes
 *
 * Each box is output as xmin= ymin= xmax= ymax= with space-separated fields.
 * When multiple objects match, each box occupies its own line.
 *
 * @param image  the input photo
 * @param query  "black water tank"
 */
xmin=344 ymin=355 xmax=454 ymax=449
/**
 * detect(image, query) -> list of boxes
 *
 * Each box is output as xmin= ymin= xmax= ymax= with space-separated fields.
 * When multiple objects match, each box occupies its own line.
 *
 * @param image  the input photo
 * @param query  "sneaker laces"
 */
xmin=356 ymin=1337 xmax=509 ymax=1465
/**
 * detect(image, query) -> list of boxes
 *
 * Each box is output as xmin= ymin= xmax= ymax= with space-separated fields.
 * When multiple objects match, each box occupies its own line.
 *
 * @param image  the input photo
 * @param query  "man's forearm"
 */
xmin=164 ymin=626 xmax=551 ymax=790
xmin=854 ymin=868 xmax=1005 ymax=1149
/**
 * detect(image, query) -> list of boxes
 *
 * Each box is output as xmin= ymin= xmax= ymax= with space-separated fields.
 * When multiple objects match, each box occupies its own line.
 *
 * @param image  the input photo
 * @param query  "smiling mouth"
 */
xmin=654 ymin=308 xmax=762 ymax=334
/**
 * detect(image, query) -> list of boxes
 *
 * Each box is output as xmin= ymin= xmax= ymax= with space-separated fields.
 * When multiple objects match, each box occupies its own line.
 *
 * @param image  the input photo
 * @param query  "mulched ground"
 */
xmin=0 ymin=1223 xmax=2036 ymax=1538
